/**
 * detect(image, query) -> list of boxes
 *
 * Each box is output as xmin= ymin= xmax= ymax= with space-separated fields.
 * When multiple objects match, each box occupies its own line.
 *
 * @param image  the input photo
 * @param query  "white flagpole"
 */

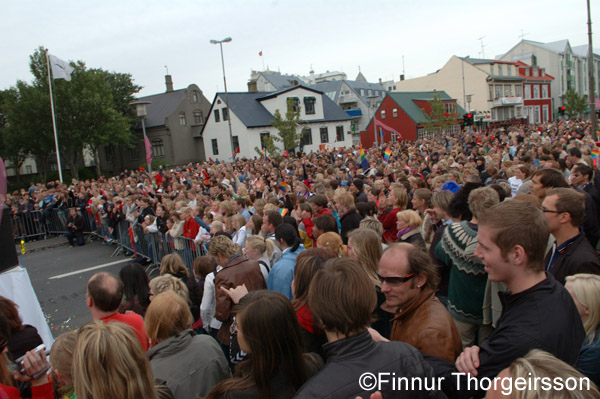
xmin=45 ymin=49 xmax=64 ymax=183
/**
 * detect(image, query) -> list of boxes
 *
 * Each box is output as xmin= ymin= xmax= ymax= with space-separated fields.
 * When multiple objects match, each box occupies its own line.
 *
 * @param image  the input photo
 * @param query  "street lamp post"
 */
xmin=210 ymin=37 xmax=234 ymax=159
xmin=131 ymin=100 xmax=152 ymax=174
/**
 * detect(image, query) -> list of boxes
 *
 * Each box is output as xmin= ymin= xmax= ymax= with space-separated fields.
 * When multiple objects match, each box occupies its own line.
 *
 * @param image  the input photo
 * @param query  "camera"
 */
xmin=14 ymin=344 xmax=46 ymax=374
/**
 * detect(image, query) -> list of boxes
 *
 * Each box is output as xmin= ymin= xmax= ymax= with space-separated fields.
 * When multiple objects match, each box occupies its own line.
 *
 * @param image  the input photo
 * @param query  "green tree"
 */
xmin=420 ymin=93 xmax=459 ymax=136
xmin=563 ymin=88 xmax=588 ymax=118
xmin=9 ymin=47 xmax=140 ymax=180
xmin=271 ymin=98 xmax=306 ymax=154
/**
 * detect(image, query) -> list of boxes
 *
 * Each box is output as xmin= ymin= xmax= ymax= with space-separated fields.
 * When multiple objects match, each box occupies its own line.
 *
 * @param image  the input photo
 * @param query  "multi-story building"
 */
xmin=201 ymin=85 xmax=353 ymax=161
xmin=499 ymin=39 xmax=600 ymax=111
xmin=395 ymin=56 xmax=554 ymax=126
xmin=100 ymin=76 xmax=211 ymax=174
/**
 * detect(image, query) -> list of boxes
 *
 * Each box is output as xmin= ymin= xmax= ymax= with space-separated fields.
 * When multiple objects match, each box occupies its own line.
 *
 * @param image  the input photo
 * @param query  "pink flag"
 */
xmin=144 ymin=133 xmax=152 ymax=171
xmin=374 ymin=118 xmax=399 ymax=134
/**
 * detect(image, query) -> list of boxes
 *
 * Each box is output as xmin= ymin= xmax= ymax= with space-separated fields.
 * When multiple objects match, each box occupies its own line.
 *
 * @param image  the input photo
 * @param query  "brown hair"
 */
xmin=145 ymin=291 xmax=193 ymax=343
xmin=292 ymin=248 xmax=337 ymax=310
xmin=546 ymin=188 xmax=586 ymax=227
xmin=532 ymin=168 xmax=569 ymax=189
xmin=347 ymin=228 xmax=382 ymax=287
xmin=308 ymin=258 xmax=376 ymax=337
xmin=478 ymin=201 xmax=549 ymax=272
xmin=0 ymin=297 xmax=23 ymax=332
xmin=383 ymin=243 xmax=440 ymax=291
xmin=208 ymin=235 xmax=239 ymax=259
xmin=391 ymin=187 xmax=408 ymax=209
xmin=468 ymin=187 xmax=500 ymax=220
xmin=316 ymin=232 xmax=346 ymax=257
xmin=50 ymin=330 xmax=78 ymax=396
xmin=159 ymin=253 xmax=189 ymax=277
xmin=192 ymin=256 xmax=214 ymax=279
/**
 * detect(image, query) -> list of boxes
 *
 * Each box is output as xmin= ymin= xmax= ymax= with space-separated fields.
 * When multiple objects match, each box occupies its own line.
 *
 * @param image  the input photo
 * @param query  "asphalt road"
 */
xmin=23 ymin=240 xmax=136 ymax=338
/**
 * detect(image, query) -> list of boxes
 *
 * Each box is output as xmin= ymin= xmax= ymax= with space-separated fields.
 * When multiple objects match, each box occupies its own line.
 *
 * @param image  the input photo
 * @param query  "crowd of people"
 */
xmin=2 ymin=119 xmax=600 ymax=398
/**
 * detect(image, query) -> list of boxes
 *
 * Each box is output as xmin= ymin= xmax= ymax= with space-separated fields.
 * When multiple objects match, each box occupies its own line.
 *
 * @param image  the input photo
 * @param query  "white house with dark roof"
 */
xmin=201 ymin=85 xmax=353 ymax=161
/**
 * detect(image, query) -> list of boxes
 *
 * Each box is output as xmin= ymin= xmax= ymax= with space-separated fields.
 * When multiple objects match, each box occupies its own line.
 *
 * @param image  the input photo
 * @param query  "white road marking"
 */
xmin=49 ymin=259 xmax=131 ymax=280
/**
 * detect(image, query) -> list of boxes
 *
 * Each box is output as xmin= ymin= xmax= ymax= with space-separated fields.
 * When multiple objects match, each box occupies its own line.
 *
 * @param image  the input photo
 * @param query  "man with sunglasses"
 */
xmin=379 ymin=243 xmax=462 ymax=363
xmin=542 ymin=188 xmax=600 ymax=284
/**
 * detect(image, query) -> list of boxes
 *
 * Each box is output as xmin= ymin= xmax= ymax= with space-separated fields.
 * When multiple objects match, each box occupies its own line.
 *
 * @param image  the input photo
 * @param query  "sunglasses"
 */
xmin=377 ymin=272 xmax=415 ymax=285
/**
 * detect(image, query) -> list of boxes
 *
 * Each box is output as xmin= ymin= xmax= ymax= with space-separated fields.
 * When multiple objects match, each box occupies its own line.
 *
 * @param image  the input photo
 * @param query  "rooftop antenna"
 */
xmin=518 ymin=29 xmax=529 ymax=41
xmin=164 ymin=65 xmax=169 ymax=75
xmin=402 ymin=55 xmax=405 ymax=75
xmin=478 ymin=36 xmax=486 ymax=58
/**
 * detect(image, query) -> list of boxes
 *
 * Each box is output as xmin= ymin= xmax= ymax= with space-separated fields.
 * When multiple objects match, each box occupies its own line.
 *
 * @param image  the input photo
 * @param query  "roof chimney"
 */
xmin=165 ymin=75 xmax=173 ymax=92
xmin=400 ymin=74 xmax=405 ymax=81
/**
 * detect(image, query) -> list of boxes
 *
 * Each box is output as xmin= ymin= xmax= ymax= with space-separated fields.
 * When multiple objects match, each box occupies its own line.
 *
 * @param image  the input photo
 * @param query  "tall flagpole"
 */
xmin=45 ymin=49 xmax=64 ymax=183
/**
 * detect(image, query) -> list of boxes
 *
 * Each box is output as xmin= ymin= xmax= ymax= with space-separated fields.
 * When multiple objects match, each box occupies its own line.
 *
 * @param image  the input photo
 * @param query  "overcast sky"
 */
xmin=1 ymin=0 xmax=597 ymax=100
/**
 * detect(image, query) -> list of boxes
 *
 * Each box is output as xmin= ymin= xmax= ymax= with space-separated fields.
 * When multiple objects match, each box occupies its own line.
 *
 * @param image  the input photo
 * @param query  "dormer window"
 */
xmin=304 ymin=97 xmax=316 ymax=114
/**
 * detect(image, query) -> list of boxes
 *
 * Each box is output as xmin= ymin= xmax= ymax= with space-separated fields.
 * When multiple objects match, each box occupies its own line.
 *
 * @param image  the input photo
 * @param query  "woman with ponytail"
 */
xmin=267 ymin=224 xmax=305 ymax=300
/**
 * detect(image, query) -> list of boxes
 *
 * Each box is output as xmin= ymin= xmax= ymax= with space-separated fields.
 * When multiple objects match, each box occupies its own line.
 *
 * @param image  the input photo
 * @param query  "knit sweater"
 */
xmin=435 ymin=221 xmax=487 ymax=325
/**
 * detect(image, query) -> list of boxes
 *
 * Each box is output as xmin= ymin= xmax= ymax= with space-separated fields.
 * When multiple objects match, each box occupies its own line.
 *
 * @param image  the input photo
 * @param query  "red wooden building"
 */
xmin=361 ymin=91 xmax=464 ymax=147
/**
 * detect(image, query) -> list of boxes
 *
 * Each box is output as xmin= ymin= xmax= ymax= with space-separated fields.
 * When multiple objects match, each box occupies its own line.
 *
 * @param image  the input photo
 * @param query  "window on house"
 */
xmin=495 ymin=85 xmax=502 ymax=99
xmin=260 ymin=132 xmax=270 ymax=149
xmin=498 ymin=65 xmax=503 ymax=76
xmin=232 ymin=136 xmax=239 ymax=153
xmin=288 ymin=97 xmax=300 ymax=111
xmin=515 ymin=85 xmax=523 ymax=97
xmin=543 ymin=105 xmax=549 ymax=122
xmin=212 ymin=139 xmax=219 ymax=155
xmin=360 ymin=89 xmax=365 ymax=96
xmin=489 ymin=85 xmax=494 ymax=100
xmin=179 ymin=112 xmax=186 ymax=126
xmin=192 ymin=91 xmax=199 ymax=103
xmin=128 ymin=147 xmax=139 ymax=160
xmin=336 ymin=126 xmax=344 ymax=142
xmin=320 ymin=127 xmax=329 ymax=143
xmin=368 ymin=90 xmax=372 ymax=96
xmin=504 ymin=85 xmax=512 ymax=97
xmin=381 ymin=110 xmax=386 ymax=119
xmin=25 ymin=165 xmax=32 ymax=174
xmin=393 ymin=108 xmax=398 ymax=117
xmin=533 ymin=85 xmax=540 ymax=99
xmin=301 ymin=128 xmax=313 ymax=145
xmin=152 ymin=139 xmax=165 ymax=157
xmin=304 ymin=97 xmax=316 ymax=114
xmin=524 ymin=85 xmax=531 ymax=100
xmin=542 ymin=85 xmax=549 ymax=98
xmin=193 ymin=110 xmax=204 ymax=125
xmin=222 ymin=107 xmax=229 ymax=121
xmin=214 ymin=109 xmax=220 ymax=122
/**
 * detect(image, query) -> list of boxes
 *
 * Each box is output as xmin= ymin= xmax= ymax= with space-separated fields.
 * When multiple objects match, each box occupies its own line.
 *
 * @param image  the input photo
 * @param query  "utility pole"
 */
xmin=587 ymin=0 xmax=597 ymax=140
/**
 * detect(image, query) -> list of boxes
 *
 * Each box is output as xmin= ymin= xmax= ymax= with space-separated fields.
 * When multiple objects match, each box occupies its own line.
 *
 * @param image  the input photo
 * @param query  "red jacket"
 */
xmin=183 ymin=217 xmax=200 ymax=240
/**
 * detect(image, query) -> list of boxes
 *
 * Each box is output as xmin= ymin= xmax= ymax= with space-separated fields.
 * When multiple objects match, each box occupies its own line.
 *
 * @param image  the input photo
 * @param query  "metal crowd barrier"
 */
xmin=11 ymin=208 xmax=206 ymax=278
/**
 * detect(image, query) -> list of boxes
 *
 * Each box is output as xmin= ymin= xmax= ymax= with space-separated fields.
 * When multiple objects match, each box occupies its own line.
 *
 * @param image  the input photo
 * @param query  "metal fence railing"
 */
xmin=10 ymin=209 xmax=206 ymax=278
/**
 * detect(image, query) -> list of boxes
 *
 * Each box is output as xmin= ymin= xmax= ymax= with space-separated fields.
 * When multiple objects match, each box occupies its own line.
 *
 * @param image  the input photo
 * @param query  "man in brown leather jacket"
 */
xmin=209 ymin=235 xmax=266 ymax=347
xmin=379 ymin=243 xmax=462 ymax=362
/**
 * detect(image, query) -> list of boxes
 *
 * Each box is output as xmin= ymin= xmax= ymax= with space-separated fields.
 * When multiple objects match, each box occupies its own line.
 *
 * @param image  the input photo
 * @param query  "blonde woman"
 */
xmin=73 ymin=321 xmax=166 ymax=399
xmin=145 ymin=291 xmax=230 ymax=399
xmin=396 ymin=210 xmax=425 ymax=248
xmin=149 ymin=274 xmax=190 ymax=302
xmin=244 ymin=235 xmax=274 ymax=282
xmin=50 ymin=331 xmax=77 ymax=399
xmin=565 ymin=274 xmax=600 ymax=385
xmin=486 ymin=349 xmax=600 ymax=399
xmin=231 ymin=214 xmax=248 ymax=248
xmin=347 ymin=228 xmax=391 ymax=339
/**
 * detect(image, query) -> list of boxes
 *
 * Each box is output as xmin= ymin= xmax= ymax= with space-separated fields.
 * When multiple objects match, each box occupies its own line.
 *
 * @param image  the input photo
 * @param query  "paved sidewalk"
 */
xmin=15 ymin=236 xmax=69 ymax=254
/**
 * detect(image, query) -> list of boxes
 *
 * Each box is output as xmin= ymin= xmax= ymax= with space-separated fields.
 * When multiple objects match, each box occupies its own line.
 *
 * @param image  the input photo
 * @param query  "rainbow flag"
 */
xmin=359 ymin=143 xmax=368 ymax=169
xmin=591 ymin=149 xmax=599 ymax=159
xmin=575 ymin=139 xmax=584 ymax=146
xmin=279 ymin=208 xmax=289 ymax=217
xmin=262 ymin=147 xmax=266 ymax=157
xmin=384 ymin=148 xmax=392 ymax=161
xmin=278 ymin=182 xmax=290 ymax=192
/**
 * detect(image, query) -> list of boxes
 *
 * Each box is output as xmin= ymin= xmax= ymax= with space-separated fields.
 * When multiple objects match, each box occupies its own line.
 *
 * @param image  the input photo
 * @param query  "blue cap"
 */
xmin=441 ymin=181 xmax=460 ymax=193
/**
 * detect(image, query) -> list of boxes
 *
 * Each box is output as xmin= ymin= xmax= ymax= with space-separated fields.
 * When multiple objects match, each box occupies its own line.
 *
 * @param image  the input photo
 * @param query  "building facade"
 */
xmin=100 ymin=78 xmax=211 ymax=174
xmin=499 ymin=39 xmax=600 ymax=112
xmin=201 ymin=86 xmax=353 ymax=161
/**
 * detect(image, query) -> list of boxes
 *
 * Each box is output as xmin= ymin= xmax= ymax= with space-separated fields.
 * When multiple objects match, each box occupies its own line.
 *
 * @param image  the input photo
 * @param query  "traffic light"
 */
xmin=558 ymin=106 xmax=566 ymax=116
xmin=463 ymin=113 xmax=474 ymax=126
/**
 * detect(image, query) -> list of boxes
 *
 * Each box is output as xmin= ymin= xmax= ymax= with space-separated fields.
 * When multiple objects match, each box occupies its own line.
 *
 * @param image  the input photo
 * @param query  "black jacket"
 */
xmin=339 ymin=208 xmax=362 ymax=245
xmin=294 ymin=330 xmax=445 ymax=399
xmin=427 ymin=274 xmax=585 ymax=398
xmin=545 ymin=233 xmax=600 ymax=285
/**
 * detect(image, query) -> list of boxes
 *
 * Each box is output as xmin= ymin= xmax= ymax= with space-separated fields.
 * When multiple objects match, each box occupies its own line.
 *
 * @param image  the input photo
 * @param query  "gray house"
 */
xmin=100 ymin=76 xmax=211 ymax=174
